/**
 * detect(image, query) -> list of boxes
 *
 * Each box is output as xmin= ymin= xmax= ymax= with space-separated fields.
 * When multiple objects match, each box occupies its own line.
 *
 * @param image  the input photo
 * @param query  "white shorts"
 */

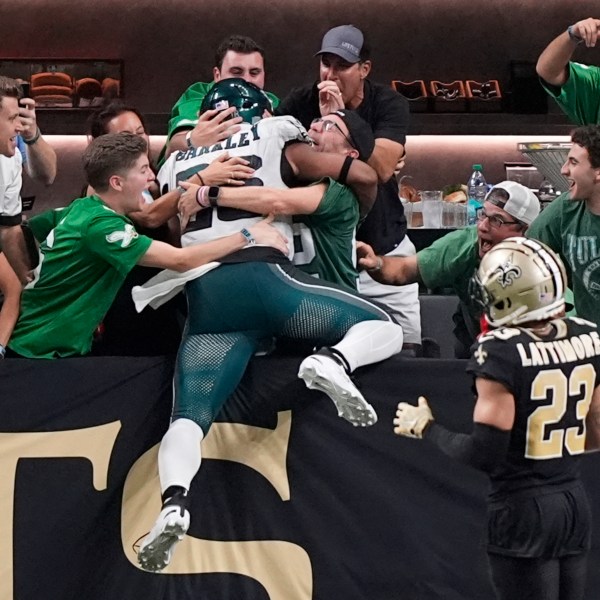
xmin=358 ymin=235 xmax=421 ymax=345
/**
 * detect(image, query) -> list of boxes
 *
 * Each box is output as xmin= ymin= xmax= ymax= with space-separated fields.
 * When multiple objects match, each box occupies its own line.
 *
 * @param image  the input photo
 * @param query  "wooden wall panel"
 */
xmin=3 ymin=0 xmax=600 ymax=113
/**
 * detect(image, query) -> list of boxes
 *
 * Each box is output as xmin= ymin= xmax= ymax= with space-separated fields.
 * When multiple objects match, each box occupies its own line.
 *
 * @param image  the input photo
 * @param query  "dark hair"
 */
xmin=571 ymin=125 xmax=600 ymax=169
xmin=83 ymin=132 xmax=147 ymax=192
xmin=87 ymin=100 xmax=149 ymax=139
xmin=0 ymin=76 xmax=22 ymax=106
xmin=214 ymin=35 xmax=265 ymax=70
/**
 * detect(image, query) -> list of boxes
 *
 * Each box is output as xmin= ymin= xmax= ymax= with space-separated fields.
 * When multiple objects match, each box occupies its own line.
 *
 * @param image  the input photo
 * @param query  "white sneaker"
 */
xmin=138 ymin=504 xmax=190 ymax=572
xmin=298 ymin=353 xmax=378 ymax=427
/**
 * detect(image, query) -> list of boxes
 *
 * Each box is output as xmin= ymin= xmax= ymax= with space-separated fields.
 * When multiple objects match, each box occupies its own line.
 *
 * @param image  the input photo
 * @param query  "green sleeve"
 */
xmin=166 ymin=82 xmax=215 ymax=140
xmin=28 ymin=206 xmax=70 ymax=242
xmin=417 ymin=227 xmax=479 ymax=292
xmin=84 ymin=215 xmax=153 ymax=276
xmin=301 ymin=178 xmax=359 ymax=233
xmin=541 ymin=62 xmax=600 ymax=125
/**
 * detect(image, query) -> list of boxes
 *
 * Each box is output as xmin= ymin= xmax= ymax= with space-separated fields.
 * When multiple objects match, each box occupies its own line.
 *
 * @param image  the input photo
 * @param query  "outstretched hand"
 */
xmin=393 ymin=396 xmax=434 ymax=439
xmin=356 ymin=241 xmax=378 ymax=271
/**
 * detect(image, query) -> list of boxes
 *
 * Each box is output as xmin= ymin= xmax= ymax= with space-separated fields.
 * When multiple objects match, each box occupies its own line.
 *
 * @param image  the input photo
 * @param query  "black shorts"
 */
xmin=487 ymin=482 xmax=591 ymax=558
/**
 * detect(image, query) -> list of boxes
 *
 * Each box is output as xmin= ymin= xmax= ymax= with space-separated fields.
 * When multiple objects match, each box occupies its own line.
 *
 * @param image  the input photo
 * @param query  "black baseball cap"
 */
xmin=331 ymin=109 xmax=374 ymax=161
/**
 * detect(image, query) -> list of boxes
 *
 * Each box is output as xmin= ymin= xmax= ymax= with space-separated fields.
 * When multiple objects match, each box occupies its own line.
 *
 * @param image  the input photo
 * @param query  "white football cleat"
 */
xmin=298 ymin=352 xmax=377 ymax=427
xmin=138 ymin=504 xmax=190 ymax=572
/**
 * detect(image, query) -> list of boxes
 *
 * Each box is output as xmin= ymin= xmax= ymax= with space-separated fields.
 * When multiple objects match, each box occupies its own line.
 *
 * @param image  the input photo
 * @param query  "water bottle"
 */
xmin=467 ymin=164 xmax=487 ymax=225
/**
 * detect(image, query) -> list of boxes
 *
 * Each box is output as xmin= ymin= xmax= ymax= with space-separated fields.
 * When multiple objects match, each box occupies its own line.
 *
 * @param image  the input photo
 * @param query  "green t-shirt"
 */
xmin=541 ymin=62 xmax=600 ymax=125
xmin=157 ymin=81 xmax=281 ymax=167
xmin=292 ymin=178 xmax=360 ymax=290
xmin=10 ymin=196 xmax=152 ymax=358
xmin=417 ymin=226 xmax=481 ymax=354
xmin=418 ymin=226 xmax=480 ymax=304
xmin=527 ymin=192 xmax=600 ymax=326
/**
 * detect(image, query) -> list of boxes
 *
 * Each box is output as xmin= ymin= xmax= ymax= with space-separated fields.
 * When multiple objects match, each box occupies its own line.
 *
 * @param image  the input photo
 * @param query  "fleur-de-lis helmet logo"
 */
xmin=492 ymin=253 xmax=522 ymax=288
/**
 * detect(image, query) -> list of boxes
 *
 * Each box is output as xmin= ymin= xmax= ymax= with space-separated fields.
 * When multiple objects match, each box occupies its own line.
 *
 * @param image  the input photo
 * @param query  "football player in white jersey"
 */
xmin=138 ymin=79 xmax=404 ymax=572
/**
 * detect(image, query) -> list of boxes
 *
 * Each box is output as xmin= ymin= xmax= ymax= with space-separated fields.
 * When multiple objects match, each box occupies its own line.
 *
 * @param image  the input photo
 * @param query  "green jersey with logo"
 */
xmin=10 ymin=196 xmax=152 ymax=358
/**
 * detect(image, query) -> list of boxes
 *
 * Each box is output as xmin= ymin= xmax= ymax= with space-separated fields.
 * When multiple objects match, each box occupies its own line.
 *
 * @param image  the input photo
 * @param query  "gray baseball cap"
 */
xmin=315 ymin=25 xmax=364 ymax=63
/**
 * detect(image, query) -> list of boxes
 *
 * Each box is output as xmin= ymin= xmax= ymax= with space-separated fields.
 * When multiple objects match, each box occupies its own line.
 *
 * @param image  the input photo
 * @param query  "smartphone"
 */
xmin=20 ymin=82 xmax=30 ymax=99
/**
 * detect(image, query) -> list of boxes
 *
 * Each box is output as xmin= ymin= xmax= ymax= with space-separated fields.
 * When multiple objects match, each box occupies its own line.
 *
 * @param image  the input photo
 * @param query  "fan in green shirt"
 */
xmin=158 ymin=35 xmax=279 ymax=167
xmin=527 ymin=126 xmax=600 ymax=328
xmin=358 ymin=181 xmax=540 ymax=356
xmin=537 ymin=17 xmax=600 ymax=126
xmin=8 ymin=132 xmax=288 ymax=358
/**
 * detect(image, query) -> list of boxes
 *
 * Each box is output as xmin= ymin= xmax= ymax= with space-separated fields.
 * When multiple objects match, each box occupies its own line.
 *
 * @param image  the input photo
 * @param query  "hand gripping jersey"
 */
xmin=467 ymin=317 xmax=600 ymax=500
xmin=157 ymin=115 xmax=310 ymax=259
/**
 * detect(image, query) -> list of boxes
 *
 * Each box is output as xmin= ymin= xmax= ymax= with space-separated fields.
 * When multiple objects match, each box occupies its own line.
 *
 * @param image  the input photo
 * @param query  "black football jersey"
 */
xmin=467 ymin=317 xmax=600 ymax=500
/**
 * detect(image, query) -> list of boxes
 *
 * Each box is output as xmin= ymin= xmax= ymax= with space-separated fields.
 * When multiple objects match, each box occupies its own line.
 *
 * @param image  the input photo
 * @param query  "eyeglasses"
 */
xmin=311 ymin=118 xmax=356 ymax=149
xmin=477 ymin=209 xmax=521 ymax=228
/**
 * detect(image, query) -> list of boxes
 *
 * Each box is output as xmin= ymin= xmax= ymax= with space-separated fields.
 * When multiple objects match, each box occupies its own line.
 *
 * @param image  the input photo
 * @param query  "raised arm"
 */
xmin=165 ymin=107 xmax=242 ymax=159
xmin=19 ymin=99 xmax=57 ymax=185
xmin=537 ymin=18 xmax=600 ymax=86
xmin=178 ymin=181 xmax=325 ymax=224
xmin=285 ymin=142 xmax=377 ymax=215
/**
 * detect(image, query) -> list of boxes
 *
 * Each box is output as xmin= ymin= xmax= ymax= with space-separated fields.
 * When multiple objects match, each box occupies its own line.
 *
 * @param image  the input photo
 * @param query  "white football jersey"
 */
xmin=158 ymin=116 xmax=310 ymax=259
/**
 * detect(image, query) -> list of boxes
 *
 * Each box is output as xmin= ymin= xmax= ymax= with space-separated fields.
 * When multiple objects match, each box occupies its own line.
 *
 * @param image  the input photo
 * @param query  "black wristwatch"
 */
xmin=567 ymin=25 xmax=583 ymax=44
xmin=208 ymin=186 xmax=220 ymax=207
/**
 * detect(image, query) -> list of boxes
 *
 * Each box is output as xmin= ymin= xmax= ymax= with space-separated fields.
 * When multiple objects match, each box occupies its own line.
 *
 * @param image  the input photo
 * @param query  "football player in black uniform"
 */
xmin=393 ymin=237 xmax=600 ymax=600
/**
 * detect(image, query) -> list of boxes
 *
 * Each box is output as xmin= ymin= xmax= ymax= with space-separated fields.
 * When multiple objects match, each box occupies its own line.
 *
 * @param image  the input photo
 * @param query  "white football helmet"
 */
xmin=471 ymin=237 xmax=567 ymax=327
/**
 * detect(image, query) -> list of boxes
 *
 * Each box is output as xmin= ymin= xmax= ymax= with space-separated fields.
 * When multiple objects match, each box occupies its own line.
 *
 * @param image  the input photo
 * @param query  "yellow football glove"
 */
xmin=393 ymin=396 xmax=434 ymax=439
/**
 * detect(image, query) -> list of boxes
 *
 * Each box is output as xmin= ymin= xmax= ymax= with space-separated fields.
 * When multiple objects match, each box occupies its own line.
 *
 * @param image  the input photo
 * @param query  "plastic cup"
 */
xmin=420 ymin=191 xmax=443 ymax=228
xmin=405 ymin=201 xmax=423 ymax=228
xmin=454 ymin=203 xmax=467 ymax=227
xmin=442 ymin=202 xmax=456 ymax=228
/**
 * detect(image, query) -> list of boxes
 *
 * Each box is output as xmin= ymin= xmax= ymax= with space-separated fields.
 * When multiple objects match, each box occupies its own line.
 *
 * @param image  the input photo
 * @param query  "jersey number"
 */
xmin=180 ymin=155 xmax=264 ymax=232
xmin=525 ymin=364 xmax=595 ymax=459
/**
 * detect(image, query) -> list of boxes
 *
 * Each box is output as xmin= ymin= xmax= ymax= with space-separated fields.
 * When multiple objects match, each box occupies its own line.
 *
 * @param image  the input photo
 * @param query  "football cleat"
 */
xmin=137 ymin=504 xmax=190 ymax=572
xmin=298 ymin=351 xmax=377 ymax=427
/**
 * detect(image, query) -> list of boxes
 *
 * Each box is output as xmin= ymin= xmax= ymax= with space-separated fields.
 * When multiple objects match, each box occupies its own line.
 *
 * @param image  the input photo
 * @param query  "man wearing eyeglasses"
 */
xmin=526 ymin=125 xmax=600 ymax=328
xmin=177 ymin=109 xmax=376 ymax=291
xmin=275 ymin=25 xmax=420 ymax=352
xmin=358 ymin=181 xmax=540 ymax=357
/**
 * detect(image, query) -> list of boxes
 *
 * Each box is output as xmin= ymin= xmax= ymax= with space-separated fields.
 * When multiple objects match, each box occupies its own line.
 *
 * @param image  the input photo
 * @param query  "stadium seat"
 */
xmin=419 ymin=294 xmax=459 ymax=358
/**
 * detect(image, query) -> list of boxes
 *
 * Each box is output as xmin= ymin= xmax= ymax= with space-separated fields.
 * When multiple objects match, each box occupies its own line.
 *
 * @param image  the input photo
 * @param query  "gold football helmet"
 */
xmin=471 ymin=237 xmax=567 ymax=327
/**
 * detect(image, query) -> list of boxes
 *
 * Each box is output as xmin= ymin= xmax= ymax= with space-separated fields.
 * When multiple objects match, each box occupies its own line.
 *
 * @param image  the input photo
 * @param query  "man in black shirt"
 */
xmin=275 ymin=25 xmax=421 ymax=351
